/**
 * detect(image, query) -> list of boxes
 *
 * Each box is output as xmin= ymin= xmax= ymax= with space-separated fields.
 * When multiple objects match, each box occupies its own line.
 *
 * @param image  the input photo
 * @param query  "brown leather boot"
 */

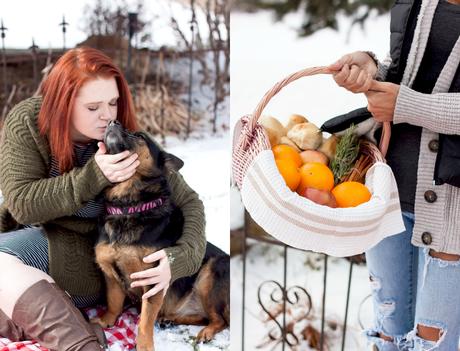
xmin=11 ymin=279 xmax=105 ymax=351
xmin=0 ymin=308 xmax=25 ymax=341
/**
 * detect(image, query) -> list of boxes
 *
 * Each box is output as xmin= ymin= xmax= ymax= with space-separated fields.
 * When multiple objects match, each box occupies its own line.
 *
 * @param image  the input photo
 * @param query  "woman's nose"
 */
xmin=99 ymin=105 xmax=115 ymax=121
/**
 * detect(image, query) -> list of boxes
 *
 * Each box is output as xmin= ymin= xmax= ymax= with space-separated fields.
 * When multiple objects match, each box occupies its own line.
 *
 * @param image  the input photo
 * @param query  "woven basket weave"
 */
xmin=232 ymin=66 xmax=404 ymax=257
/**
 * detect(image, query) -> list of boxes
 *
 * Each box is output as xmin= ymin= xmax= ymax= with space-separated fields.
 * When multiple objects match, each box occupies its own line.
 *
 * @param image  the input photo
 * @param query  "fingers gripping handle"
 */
xmin=246 ymin=66 xmax=391 ymax=157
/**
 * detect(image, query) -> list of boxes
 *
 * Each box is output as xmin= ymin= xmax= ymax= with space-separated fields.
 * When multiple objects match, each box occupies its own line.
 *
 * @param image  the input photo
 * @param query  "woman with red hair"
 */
xmin=0 ymin=47 xmax=206 ymax=350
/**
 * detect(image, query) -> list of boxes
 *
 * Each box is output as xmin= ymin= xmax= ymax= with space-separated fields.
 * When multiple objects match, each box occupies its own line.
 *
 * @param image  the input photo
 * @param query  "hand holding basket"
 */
xmin=232 ymin=66 xmax=404 ymax=257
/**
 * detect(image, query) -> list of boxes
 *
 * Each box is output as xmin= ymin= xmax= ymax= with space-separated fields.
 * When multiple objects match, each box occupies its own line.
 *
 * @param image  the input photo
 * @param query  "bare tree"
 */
xmin=205 ymin=0 xmax=229 ymax=133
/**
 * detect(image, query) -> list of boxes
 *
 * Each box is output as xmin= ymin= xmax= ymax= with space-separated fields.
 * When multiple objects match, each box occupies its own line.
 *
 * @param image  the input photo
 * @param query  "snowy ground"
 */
xmin=230 ymin=8 xmax=391 ymax=351
xmin=165 ymin=133 xmax=230 ymax=255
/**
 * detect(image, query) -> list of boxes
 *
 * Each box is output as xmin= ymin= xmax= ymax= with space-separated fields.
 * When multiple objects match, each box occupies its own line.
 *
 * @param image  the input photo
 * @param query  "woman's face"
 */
xmin=71 ymin=76 xmax=119 ymax=142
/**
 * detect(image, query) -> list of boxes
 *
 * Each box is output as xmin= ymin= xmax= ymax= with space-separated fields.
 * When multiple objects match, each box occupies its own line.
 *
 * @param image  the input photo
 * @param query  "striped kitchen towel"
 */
xmin=241 ymin=150 xmax=405 ymax=257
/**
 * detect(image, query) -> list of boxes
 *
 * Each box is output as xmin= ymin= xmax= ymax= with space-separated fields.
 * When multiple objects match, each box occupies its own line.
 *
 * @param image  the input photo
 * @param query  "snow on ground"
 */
xmin=151 ymin=324 xmax=230 ymax=351
xmin=165 ymin=133 xmax=230 ymax=254
xmin=230 ymin=9 xmax=391 ymax=351
xmin=230 ymin=243 xmax=373 ymax=351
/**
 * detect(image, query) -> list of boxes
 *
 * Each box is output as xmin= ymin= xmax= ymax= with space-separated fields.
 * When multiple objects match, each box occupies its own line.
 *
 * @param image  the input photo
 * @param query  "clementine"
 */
xmin=275 ymin=159 xmax=301 ymax=191
xmin=272 ymin=144 xmax=302 ymax=168
xmin=297 ymin=162 xmax=335 ymax=194
xmin=331 ymin=181 xmax=371 ymax=208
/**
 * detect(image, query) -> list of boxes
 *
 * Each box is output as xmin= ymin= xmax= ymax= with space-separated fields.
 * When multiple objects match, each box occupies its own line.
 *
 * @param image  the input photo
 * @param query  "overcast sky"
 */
xmin=0 ymin=0 xmax=207 ymax=49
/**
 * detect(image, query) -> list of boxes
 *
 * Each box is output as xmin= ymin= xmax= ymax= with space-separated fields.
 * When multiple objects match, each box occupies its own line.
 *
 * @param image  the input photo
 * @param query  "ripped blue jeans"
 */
xmin=364 ymin=212 xmax=460 ymax=350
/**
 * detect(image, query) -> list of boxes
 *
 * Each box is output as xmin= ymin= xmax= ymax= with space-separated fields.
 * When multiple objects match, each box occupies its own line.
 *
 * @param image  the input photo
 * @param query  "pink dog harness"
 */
xmin=106 ymin=198 xmax=164 ymax=215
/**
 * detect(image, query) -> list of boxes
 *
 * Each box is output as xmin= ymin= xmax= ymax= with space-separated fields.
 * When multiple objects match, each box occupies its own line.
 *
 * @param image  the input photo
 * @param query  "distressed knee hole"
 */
xmin=369 ymin=275 xmax=381 ymax=291
xmin=378 ymin=332 xmax=393 ymax=342
xmin=417 ymin=324 xmax=443 ymax=342
xmin=404 ymin=321 xmax=447 ymax=350
xmin=378 ymin=301 xmax=395 ymax=317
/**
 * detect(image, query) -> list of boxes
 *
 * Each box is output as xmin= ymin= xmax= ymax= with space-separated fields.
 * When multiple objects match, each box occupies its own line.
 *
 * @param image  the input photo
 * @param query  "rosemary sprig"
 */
xmin=330 ymin=124 xmax=359 ymax=185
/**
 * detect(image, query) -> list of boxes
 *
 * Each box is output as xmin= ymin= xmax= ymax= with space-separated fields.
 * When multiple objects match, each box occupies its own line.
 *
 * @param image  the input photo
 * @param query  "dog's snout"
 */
xmin=109 ymin=120 xmax=120 ymax=127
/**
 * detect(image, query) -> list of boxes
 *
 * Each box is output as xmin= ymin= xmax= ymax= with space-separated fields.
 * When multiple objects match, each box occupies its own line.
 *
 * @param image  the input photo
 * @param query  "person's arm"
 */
xmin=163 ymin=171 xmax=206 ymax=282
xmin=394 ymin=86 xmax=460 ymax=135
xmin=0 ymin=107 xmax=112 ymax=225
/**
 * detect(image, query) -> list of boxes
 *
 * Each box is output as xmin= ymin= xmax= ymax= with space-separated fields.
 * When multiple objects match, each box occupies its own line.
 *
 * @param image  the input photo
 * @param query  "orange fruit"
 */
xmin=297 ymin=162 xmax=334 ymax=194
xmin=272 ymin=144 xmax=302 ymax=168
xmin=332 ymin=181 xmax=372 ymax=208
xmin=275 ymin=159 xmax=301 ymax=191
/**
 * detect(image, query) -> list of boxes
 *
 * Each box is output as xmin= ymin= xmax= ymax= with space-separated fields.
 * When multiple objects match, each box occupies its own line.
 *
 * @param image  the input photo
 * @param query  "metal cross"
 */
xmin=29 ymin=38 xmax=39 ymax=89
xmin=59 ymin=15 xmax=69 ymax=51
xmin=1 ymin=19 xmax=7 ymax=97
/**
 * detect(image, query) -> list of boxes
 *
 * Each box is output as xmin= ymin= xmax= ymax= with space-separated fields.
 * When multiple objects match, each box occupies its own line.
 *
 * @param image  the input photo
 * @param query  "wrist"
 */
xmin=364 ymin=51 xmax=379 ymax=77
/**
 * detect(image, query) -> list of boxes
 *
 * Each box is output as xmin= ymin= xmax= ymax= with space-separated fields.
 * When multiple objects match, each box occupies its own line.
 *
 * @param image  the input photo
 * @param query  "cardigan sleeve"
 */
xmin=394 ymin=85 xmax=460 ymax=135
xmin=375 ymin=52 xmax=392 ymax=81
xmin=163 ymin=171 xmax=206 ymax=282
xmin=0 ymin=100 xmax=112 ymax=225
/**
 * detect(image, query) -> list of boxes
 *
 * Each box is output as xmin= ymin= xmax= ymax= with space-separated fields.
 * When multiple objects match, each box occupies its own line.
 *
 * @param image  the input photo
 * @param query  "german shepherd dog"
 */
xmin=91 ymin=120 xmax=230 ymax=351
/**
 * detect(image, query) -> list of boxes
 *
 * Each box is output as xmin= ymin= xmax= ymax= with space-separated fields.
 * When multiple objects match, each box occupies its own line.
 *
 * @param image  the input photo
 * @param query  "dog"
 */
xmin=91 ymin=120 xmax=230 ymax=351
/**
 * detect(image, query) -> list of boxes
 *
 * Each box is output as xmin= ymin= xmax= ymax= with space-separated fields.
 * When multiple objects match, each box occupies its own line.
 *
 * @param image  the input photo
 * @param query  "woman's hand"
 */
xmin=328 ymin=51 xmax=378 ymax=93
xmin=130 ymin=249 xmax=171 ymax=299
xmin=365 ymin=80 xmax=400 ymax=122
xmin=95 ymin=142 xmax=139 ymax=183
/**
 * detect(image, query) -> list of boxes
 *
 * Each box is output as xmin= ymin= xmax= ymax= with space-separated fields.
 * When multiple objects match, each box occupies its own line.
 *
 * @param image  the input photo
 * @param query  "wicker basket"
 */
xmin=232 ymin=66 xmax=404 ymax=257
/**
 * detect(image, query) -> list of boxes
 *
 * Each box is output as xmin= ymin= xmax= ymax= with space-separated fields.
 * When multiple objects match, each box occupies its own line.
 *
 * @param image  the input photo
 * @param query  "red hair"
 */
xmin=38 ymin=46 xmax=138 ymax=173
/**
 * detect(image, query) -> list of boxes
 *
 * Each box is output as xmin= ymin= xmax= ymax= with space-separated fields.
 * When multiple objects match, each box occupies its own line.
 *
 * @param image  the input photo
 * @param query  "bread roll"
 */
xmin=287 ymin=122 xmax=322 ymax=150
xmin=318 ymin=135 xmax=338 ymax=160
xmin=285 ymin=114 xmax=309 ymax=131
xmin=259 ymin=115 xmax=286 ymax=146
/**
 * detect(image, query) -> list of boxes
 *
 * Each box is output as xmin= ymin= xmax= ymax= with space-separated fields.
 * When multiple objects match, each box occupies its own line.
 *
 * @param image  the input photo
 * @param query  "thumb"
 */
xmin=96 ymin=142 xmax=107 ymax=155
xmin=144 ymin=249 xmax=167 ymax=263
xmin=328 ymin=54 xmax=353 ymax=71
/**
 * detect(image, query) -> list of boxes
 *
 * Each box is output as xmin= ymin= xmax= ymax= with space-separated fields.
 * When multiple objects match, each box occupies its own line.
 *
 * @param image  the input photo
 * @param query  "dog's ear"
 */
xmin=162 ymin=152 xmax=184 ymax=172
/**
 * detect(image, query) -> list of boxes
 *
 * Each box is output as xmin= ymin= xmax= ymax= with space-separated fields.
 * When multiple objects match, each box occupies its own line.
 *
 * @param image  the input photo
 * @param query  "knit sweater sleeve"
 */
xmin=376 ymin=52 xmax=392 ymax=81
xmin=365 ymin=51 xmax=392 ymax=81
xmin=163 ymin=171 xmax=206 ymax=282
xmin=0 ymin=100 xmax=112 ymax=225
xmin=394 ymin=85 xmax=460 ymax=135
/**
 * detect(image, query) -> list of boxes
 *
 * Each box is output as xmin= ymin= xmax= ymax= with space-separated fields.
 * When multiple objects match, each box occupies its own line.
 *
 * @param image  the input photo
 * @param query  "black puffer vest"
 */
xmin=323 ymin=0 xmax=460 ymax=187
xmin=387 ymin=0 xmax=460 ymax=187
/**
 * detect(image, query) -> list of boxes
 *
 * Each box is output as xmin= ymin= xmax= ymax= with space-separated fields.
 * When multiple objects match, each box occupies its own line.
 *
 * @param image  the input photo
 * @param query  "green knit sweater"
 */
xmin=0 ymin=96 xmax=206 ymax=297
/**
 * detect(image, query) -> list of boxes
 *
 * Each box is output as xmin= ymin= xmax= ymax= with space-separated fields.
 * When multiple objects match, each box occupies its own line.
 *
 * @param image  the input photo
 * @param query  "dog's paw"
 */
xmin=196 ymin=327 xmax=215 ymax=343
xmin=136 ymin=338 xmax=154 ymax=351
xmin=89 ymin=316 xmax=112 ymax=329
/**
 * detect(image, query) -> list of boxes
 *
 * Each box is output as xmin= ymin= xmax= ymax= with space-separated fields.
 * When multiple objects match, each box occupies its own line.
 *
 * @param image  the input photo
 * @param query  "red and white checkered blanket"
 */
xmin=0 ymin=306 xmax=139 ymax=351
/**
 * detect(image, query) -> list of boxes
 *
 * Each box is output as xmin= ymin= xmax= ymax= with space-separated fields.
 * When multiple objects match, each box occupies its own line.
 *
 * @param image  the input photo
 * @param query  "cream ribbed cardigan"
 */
xmin=379 ymin=0 xmax=460 ymax=253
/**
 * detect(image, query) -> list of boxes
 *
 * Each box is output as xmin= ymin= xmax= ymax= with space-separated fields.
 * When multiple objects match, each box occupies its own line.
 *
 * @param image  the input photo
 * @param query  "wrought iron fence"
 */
xmin=239 ymin=210 xmax=366 ymax=351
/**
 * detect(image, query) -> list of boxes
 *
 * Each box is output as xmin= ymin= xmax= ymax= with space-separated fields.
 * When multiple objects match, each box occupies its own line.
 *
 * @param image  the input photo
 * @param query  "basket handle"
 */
xmin=247 ymin=66 xmax=391 ymax=157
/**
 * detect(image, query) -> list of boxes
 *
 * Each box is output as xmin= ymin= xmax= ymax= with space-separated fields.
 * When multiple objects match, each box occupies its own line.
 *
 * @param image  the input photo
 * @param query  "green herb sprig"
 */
xmin=330 ymin=124 xmax=359 ymax=185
